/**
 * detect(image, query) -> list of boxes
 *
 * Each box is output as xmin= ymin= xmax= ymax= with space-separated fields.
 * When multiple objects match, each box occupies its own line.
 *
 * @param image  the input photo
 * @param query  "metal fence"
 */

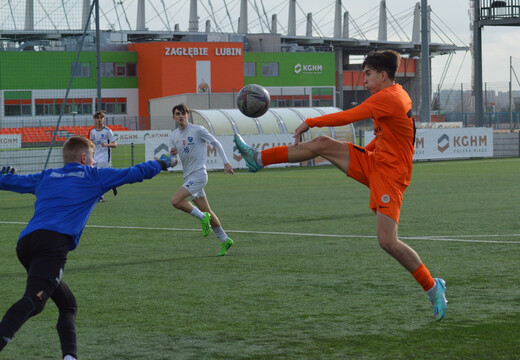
xmin=432 ymin=82 xmax=520 ymax=130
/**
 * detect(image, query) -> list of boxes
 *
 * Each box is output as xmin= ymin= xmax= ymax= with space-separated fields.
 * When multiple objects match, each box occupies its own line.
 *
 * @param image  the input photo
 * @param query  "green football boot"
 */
xmin=201 ymin=212 xmax=211 ymax=237
xmin=217 ymin=238 xmax=234 ymax=256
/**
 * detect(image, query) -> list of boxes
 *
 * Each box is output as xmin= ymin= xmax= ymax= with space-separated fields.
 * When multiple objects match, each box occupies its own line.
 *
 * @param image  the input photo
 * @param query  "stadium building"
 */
xmin=1 ymin=0 xmax=518 ymax=171
xmin=0 ymin=0 xmax=465 ymax=138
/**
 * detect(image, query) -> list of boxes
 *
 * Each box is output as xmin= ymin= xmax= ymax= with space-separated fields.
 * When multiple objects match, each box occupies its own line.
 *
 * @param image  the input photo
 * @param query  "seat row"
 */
xmin=0 ymin=125 xmax=129 ymax=134
xmin=0 ymin=125 xmax=130 ymax=144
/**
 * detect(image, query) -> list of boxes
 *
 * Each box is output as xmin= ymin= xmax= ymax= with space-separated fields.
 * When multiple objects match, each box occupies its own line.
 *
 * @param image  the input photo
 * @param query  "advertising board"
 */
xmin=364 ymin=128 xmax=493 ymax=160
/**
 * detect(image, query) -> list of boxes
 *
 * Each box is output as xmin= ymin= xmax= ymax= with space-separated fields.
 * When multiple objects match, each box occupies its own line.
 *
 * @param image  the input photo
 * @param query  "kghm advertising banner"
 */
xmin=365 ymin=128 xmax=493 ymax=160
xmin=113 ymin=130 xmax=170 ymax=145
xmin=145 ymin=134 xmax=297 ymax=171
xmin=0 ymin=134 xmax=22 ymax=149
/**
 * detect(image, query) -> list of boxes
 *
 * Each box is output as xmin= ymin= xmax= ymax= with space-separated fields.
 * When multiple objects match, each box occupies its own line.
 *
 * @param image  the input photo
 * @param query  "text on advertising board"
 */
xmin=294 ymin=63 xmax=323 ymax=74
xmin=164 ymin=47 xmax=242 ymax=58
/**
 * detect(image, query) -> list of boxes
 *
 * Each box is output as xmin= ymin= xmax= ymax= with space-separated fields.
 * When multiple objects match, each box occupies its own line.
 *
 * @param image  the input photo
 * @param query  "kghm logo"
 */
xmin=438 ymin=134 xmax=449 ymax=152
xmin=294 ymin=63 xmax=323 ymax=74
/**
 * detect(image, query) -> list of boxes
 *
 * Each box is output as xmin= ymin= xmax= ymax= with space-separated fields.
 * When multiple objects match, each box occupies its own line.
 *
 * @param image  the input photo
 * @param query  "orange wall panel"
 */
xmin=342 ymin=70 xmax=365 ymax=90
xmin=129 ymin=42 xmax=244 ymax=117
xmin=396 ymin=58 xmax=416 ymax=77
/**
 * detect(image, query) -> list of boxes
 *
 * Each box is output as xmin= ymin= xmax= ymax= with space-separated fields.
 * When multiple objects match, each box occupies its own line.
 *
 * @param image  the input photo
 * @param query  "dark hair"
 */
xmin=362 ymin=50 xmax=401 ymax=81
xmin=172 ymin=104 xmax=190 ymax=115
xmin=93 ymin=111 xmax=105 ymax=119
xmin=62 ymin=136 xmax=95 ymax=164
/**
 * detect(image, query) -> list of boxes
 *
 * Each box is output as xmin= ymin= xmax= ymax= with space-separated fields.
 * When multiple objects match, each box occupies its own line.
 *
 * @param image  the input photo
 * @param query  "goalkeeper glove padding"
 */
xmin=0 ymin=166 xmax=16 ymax=175
xmin=158 ymin=154 xmax=177 ymax=170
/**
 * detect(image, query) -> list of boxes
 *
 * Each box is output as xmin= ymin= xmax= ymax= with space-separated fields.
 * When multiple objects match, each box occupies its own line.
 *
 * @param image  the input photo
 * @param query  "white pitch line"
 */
xmin=1 ymin=221 xmax=519 ymax=244
xmin=403 ymin=234 xmax=520 ymax=238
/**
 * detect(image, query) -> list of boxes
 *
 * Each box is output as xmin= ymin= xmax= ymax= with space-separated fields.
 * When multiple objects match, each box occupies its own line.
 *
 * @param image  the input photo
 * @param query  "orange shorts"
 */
xmin=347 ymin=143 xmax=407 ymax=223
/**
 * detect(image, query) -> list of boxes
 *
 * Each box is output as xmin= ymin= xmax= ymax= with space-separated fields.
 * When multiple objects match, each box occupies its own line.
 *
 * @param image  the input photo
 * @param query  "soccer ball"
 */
xmin=237 ymin=84 xmax=270 ymax=118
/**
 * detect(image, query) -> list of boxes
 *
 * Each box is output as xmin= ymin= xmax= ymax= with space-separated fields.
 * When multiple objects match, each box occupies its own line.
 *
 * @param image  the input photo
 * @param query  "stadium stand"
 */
xmin=0 ymin=125 xmax=129 ymax=146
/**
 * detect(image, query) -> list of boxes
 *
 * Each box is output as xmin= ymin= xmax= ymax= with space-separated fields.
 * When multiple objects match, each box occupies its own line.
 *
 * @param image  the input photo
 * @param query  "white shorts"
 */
xmin=183 ymin=170 xmax=208 ymax=200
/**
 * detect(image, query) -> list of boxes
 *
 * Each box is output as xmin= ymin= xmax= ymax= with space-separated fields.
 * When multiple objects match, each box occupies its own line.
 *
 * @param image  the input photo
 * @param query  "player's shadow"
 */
xmin=1 ymin=205 xmax=34 ymax=210
xmin=67 ymin=254 xmax=223 ymax=274
xmin=285 ymin=212 xmax=369 ymax=223
xmin=2 ymin=255 xmax=223 ymax=280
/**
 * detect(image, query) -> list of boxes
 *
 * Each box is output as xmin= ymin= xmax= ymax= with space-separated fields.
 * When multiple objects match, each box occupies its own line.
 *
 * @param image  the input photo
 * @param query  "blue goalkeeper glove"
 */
xmin=158 ymin=154 xmax=177 ymax=170
xmin=0 ymin=166 xmax=16 ymax=175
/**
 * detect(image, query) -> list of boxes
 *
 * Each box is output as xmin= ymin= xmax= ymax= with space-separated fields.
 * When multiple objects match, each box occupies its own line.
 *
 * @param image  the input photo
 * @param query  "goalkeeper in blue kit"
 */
xmin=0 ymin=136 xmax=174 ymax=360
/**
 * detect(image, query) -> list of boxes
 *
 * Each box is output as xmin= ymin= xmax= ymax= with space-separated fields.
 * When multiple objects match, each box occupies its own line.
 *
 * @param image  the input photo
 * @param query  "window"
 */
xmin=5 ymin=100 xmax=31 ymax=116
xmin=312 ymin=97 xmax=333 ymax=107
xmin=312 ymin=88 xmax=334 ymax=107
xmin=101 ymin=62 xmax=137 ymax=77
xmin=4 ymin=91 xmax=31 ymax=116
xmin=65 ymin=98 xmax=93 ymax=115
xmin=35 ymin=100 xmax=58 ymax=115
xmin=261 ymin=62 xmax=279 ymax=77
xmin=126 ymin=63 xmax=137 ymax=76
xmin=244 ymin=62 xmax=256 ymax=77
xmin=116 ymin=63 xmax=126 ymax=76
xmin=101 ymin=63 xmax=114 ymax=77
xmin=271 ymin=95 xmax=309 ymax=108
xmin=294 ymin=98 xmax=309 ymax=107
xmin=35 ymin=98 xmax=93 ymax=116
xmin=71 ymin=63 xmax=91 ymax=78
xmin=96 ymin=97 xmax=127 ymax=114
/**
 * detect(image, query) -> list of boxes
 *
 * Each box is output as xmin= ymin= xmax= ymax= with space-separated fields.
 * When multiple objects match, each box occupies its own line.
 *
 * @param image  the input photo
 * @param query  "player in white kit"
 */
xmin=168 ymin=104 xmax=234 ymax=256
xmin=89 ymin=111 xmax=118 ymax=201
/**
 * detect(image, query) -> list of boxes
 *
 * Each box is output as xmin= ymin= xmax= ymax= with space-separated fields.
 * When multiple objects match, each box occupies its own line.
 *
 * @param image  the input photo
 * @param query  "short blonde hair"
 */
xmin=62 ymin=136 xmax=95 ymax=164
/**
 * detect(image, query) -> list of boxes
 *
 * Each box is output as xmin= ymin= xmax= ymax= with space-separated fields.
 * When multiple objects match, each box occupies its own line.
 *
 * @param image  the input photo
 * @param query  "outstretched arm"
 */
xmin=306 ymin=103 xmax=373 ymax=128
xmin=0 ymin=166 xmax=41 ymax=194
xmin=293 ymin=104 xmax=373 ymax=145
xmin=97 ymin=160 xmax=165 ymax=192
xmin=211 ymin=140 xmax=234 ymax=175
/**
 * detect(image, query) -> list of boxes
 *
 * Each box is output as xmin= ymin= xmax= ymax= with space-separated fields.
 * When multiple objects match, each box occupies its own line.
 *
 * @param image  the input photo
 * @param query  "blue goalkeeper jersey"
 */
xmin=0 ymin=161 xmax=162 ymax=250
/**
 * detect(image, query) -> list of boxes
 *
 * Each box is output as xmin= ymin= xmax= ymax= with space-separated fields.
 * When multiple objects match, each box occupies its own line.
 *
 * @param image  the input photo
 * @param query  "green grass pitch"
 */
xmin=0 ymin=158 xmax=519 ymax=359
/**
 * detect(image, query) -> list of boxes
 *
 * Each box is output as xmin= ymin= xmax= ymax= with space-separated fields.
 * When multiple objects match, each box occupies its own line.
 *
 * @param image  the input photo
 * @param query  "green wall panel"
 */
xmin=243 ymin=52 xmax=335 ymax=87
xmin=4 ymin=91 xmax=32 ymax=99
xmin=0 ymin=51 xmax=137 ymax=90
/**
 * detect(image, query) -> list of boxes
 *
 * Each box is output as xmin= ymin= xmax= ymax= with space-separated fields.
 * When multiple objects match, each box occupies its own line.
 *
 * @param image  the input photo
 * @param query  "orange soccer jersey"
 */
xmin=305 ymin=83 xmax=415 ymax=185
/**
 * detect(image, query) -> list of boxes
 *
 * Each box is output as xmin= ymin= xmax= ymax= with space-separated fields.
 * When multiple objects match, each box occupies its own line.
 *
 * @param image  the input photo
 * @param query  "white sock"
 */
xmin=64 ymin=355 xmax=76 ymax=360
xmin=255 ymin=152 xmax=263 ymax=166
xmin=190 ymin=207 xmax=205 ymax=220
xmin=426 ymin=282 xmax=437 ymax=298
xmin=213 ymin=226 xmax=228 ymax=242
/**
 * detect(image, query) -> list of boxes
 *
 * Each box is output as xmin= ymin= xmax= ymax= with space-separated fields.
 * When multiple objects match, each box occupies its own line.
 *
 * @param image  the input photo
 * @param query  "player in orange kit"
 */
xmin=234 ymin=49 xmax=447 ymax=321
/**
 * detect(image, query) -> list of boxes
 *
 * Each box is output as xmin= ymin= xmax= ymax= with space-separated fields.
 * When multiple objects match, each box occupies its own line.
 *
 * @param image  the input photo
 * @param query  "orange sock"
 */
xmin=261 ymin=146 xmax=288 ymax=166
xmin=411 ymin=263 xmax=435 ymax=291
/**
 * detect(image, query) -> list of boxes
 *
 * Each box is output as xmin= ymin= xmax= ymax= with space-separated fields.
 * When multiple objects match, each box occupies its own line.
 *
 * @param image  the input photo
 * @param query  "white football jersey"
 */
xmin=89 ymin=126 xmax=116 ymax=164
xmin=169 ymin=123 xmax=227 ymax=178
